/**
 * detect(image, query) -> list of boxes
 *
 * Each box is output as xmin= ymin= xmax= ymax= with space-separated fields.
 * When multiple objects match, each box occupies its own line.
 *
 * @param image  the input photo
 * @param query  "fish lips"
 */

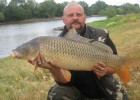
xmin=10 ymin=50 xmax=22 ymax=59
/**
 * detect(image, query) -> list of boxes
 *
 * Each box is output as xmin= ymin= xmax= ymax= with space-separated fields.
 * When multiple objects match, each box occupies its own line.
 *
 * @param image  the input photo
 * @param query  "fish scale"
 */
xmin=36 ymin=37 xmax=122 ymax=71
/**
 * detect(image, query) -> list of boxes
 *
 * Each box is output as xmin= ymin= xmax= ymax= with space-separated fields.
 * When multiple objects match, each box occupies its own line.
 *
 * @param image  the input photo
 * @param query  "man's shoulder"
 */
xmin=86 ymin=25 xmax=109 ymax=35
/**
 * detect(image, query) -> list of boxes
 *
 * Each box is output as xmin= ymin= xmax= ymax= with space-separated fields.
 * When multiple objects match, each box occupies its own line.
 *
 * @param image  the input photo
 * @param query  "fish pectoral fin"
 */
xmin=34 ymin=65 xmax=38 ymax=71
xmin=116 ymin=66 xmax=131 ymax=83
xmin=33 ymin=61 xmax=38 ymax=71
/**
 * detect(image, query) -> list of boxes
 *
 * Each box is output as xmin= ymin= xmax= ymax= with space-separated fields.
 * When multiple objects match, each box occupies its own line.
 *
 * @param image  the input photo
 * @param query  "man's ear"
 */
xmin=84 ymin=14 xmax=86 ymax=19
xmin=62 ymin=16 xmax=65 ymax=24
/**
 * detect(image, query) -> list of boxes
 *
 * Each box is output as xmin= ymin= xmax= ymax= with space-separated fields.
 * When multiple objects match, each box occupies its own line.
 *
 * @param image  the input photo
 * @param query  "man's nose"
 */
xmin=73 ymin=14 xmax=78 ymax=19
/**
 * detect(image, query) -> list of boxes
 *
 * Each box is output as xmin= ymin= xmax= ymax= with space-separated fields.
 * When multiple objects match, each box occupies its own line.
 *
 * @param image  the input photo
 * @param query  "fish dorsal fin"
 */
xmin=64 ymin=28 xmax=113 ymax=53
xmin=64 ymin=28 xmax=95 ymax=43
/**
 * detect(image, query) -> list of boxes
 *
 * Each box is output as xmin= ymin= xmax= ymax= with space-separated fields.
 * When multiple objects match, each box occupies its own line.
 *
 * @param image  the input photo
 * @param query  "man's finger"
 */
xmin=94 ymin=70 xmax=105 ymax=78
xmin=36 ymin=54 xmax=42 ymax=65
xmin=98 ymin=62 xmax=106 ymax=68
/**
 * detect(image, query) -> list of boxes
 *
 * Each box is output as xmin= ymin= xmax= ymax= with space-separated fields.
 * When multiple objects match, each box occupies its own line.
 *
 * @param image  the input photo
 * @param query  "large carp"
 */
xmin=10 ymin=28 xmax=139 ymax=83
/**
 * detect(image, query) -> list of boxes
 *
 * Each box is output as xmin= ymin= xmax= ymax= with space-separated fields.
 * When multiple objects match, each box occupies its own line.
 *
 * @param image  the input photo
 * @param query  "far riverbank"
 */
xmin=0 ymin=15 xmax=103 ymax=25
xmin=0 ymin=17 xmax=62 ymax=25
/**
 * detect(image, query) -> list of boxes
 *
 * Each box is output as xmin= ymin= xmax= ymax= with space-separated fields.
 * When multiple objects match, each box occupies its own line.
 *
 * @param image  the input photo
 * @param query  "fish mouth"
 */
xmin=10 ymin=51 xmax=21 ymax=59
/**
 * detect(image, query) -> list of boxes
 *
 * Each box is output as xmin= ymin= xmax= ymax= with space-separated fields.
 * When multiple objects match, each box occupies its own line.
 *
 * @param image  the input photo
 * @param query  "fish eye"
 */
xmin=17 ymin=46 xmax=22 ymax=49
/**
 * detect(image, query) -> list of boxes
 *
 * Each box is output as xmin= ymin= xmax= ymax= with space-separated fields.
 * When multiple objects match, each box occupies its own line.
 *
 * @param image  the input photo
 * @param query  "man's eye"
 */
xmin=77 ymin=14 xmax=83 ymax=17
xmin=68 ymin=14 xmax=73 ymax=17
xmin=67 ymin=13 xmax=83 ymax=17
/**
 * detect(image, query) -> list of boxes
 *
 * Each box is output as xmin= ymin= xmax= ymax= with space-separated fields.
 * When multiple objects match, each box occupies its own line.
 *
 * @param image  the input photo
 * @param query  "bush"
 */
xmin=0 ymin=12 xmax=5 ymax=21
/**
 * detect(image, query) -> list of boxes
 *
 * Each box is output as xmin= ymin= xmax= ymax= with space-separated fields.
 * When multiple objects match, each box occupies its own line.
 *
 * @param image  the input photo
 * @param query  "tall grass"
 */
xmin=0 ymin=57 xmax=54 ymax=100
xmin=0 ymin=14 xmax=140 ymax=100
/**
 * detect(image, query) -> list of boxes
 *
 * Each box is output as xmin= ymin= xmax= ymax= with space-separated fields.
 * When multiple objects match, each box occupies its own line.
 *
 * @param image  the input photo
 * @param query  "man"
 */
xmin=29 ymin=1 xmax=128 ymax=100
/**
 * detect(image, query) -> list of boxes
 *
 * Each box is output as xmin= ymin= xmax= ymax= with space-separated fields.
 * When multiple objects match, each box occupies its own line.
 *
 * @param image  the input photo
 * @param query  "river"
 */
xmin=0 ymin=16 xmax=106 ymax=59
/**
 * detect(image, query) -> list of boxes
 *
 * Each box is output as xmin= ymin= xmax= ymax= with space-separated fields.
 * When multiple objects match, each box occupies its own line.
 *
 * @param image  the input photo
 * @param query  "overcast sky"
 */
xmin=35 ymin=0 xmax=140 ymax=6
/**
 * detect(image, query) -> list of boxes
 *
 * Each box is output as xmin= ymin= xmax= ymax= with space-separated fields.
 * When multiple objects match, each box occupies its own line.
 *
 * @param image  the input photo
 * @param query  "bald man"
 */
xmin=30 ymin=1 xmax=128 ymax=100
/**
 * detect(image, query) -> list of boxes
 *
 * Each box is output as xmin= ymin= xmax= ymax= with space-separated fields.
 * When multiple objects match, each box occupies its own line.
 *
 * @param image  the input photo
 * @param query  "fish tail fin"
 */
xmin=116 ymin=57 xmax=140 ymax=83
xmin=116 ymin=65 xmax=130 ymax=83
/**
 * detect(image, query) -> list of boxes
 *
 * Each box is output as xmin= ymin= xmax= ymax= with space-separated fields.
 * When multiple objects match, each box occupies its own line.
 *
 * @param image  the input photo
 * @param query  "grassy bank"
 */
xmin=89 ymin=14 xmax=140 ymax=99
xmin=88 ymin=14 xmax=140 ymax=58
xmin=0 ymin=14 xmax=140 ymax=100
xmin=0 ymin=57 xmax=54 ymax=100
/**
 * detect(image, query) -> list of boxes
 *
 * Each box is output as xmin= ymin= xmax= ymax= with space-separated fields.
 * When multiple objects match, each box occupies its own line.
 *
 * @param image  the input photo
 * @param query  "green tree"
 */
xmin=55 ymin=2 xmax=68 ymax=17
xmin=5 ymin=4 xmax=27 ymax=20
xmin=133 ymin=4 xmax=140 ymax=13
xmin=55 ymin=3 xmax=65 ymax=17
xmin=5 ymin=0 xmax=38 ymax=20
xmin=78 ymin=1 xmax=91 ymax=16
xmin=23 ymin=0 xmax=38 ymax=18
xmin=0 ymin=12 xmax=5 ymax=21
xmin=120 ymin=3 xmax=139 ymax=14
xmin=0 ymin=0 xmax=7 ymax=16
xmin=117 ymin=7 xmax=124 ymax=15
xmin=90 ymin=1 xmax=107 ymax=15
xmin=99 ymin=6 xmax=117 ymax=18
xmin=0 ymin=0 xmax=7 ymax=9
xmin=9 ymin=0 xmax=26 ymax=6
xmin=39 ymin=0 xmax=57 ymax=18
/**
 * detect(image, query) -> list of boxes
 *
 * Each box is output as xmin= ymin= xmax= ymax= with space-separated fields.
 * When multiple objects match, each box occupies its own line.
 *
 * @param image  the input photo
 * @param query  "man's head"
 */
xmin=62 ymin=1 xmax=86 ymax=31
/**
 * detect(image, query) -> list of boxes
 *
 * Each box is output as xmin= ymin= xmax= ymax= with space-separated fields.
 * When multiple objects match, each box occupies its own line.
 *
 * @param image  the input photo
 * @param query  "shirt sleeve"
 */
xmin=105 ymin=34 xmax=117 ymax=55
xmin=55 ymin=70 xmax=75 ymax=86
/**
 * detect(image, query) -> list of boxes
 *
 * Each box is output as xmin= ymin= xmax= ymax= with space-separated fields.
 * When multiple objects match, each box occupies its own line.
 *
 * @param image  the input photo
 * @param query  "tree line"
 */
xmin=0 ymin=0 xmax=140 ymax=22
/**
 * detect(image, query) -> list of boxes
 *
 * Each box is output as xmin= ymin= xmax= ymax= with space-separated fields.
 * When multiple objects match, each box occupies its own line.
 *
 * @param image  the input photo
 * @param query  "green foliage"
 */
xmin=106 ymin=22 xmax=117 ymax=27
xmin=5 ymin=5 xmax=28 ymax=20
xmin=0 ymin=0 xmax=140 ymax=21
xmin=119 ymin=14 xmax=140 ymax=23
xmin=9 ymin=0 xmax=26 ymax=6
xmin=23 ymin=0 xmax=38 ymax=18
xmin=88 ymin=14 xmax=140 ymax=28
xmin=55 ymin=3 xmax=64 ymax=17
xmin=99 ymin=6 xmax=117 ymax=18
xmin=78 ymin=1 xmax=90 ymax=15
xmin=0 ymin=12 xmax=5 ymax=21
xmin=90 ymin=1 xmax=107 ymax=15
xmin=0 ymin=0 xmax=7 ymax=9
xmin=120 ymin=3 xmax=140 ymax=14
xmin=38 ymin=0 xmax=57 ymax=18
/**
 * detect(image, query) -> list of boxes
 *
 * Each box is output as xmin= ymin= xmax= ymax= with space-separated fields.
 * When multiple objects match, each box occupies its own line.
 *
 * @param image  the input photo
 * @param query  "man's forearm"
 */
xmin=49 ymin=67 xmax=71 ymax=83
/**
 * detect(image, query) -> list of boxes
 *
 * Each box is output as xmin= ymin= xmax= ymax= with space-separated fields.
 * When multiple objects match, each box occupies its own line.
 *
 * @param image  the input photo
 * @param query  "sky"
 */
xmin=35 ymin=0 xmax=140 ymax=6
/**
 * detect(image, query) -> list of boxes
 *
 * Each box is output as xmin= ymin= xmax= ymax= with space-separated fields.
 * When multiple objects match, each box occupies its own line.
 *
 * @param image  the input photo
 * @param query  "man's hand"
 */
xmin=28 ymin=53 xmax=58 ymax=70
xmin=93 ymin=62 xmax=115 ymax=78
xmin=28 ymin=53 xmax=71 ymax=83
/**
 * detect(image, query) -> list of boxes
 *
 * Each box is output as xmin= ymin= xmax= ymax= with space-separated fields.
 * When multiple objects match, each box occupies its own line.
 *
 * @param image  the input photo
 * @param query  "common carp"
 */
xmin=10 ymin=28 xmax=139 ymax=83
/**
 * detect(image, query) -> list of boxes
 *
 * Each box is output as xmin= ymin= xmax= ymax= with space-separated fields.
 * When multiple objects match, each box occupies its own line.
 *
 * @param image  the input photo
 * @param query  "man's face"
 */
xmin=62 ymin=5 xmax=86 ymax=30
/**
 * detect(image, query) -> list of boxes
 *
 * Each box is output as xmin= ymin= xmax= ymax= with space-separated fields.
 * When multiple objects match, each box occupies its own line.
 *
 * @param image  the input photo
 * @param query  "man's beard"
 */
xmin=70 ymin=20 xmax=84 ymax=34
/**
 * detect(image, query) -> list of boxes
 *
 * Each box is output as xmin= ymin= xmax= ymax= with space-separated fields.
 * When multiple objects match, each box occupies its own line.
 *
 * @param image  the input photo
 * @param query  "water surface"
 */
xmin=0 ymin=16 xmax=106 ymax=58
